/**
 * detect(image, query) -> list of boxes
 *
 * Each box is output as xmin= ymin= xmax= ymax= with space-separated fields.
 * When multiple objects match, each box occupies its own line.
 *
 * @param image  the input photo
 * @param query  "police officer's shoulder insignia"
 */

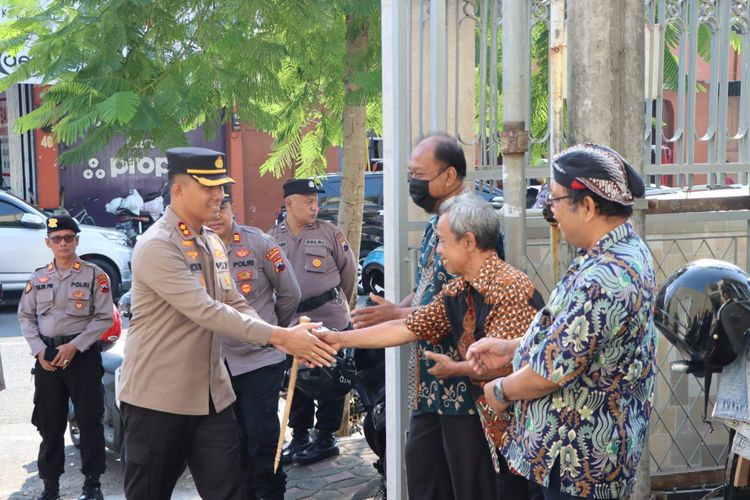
xmin=46 ymin=263 xmax=54 ymax=272
xmin=266 ymin=247 xmax=285 ymax=273
xmin=97 ymin=274 xmax=110 ymax=293
xmin=177 ymin=221 xmax=192 ymax=238
xmin=336 ymin=232 xmax=350 ymax=252
xmin=236 ymin=248 xmax=250 ymax=258
xmin=214 ymin=249 xmax=225 ymax=259
xmin=72 ymin=261 xmax=81 ymax=271
xmin=24 ymin=280 xmax=32 ymax=294
xmin=232 ymin=232 xmax=241 ymax=244
xmin=187 ymin=250 xmax=199 ymax=260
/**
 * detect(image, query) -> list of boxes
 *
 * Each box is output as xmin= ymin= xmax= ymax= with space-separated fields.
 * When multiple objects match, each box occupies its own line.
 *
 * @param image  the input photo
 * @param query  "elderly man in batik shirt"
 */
xmin=468 ymin=144 xmax=657 ymax=500
xmin=318 ymin=194 xmax=544 ymax=499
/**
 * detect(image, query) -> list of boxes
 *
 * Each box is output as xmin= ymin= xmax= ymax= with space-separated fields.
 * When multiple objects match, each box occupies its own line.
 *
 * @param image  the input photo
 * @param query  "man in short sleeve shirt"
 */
xmin=18 ymin=215 xmax=114 ymax=500
xmin=209 ymin=188 xmax=300 ymax=500
xmin=268 ymin=178 xmax=357 ymax=465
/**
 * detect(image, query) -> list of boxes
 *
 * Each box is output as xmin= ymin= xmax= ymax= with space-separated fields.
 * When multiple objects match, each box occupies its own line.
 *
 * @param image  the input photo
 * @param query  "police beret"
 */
xmin=283 ymin=178 xmax=324 ymax=197
xmin=46 ymin=215 xmax=80 ymax=234
xmin=166 ymin=147 xmax=235 ymax=187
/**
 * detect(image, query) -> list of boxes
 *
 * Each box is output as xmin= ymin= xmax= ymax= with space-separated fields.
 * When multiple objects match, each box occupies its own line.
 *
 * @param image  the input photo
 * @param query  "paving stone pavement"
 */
xmin=284 ymin=436 xmax=384 ymax=500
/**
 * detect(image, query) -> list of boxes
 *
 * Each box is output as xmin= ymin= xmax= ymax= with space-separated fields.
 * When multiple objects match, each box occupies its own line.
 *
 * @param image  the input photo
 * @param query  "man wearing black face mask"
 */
xmin=351 ymin=134 xmax=512 ymax=500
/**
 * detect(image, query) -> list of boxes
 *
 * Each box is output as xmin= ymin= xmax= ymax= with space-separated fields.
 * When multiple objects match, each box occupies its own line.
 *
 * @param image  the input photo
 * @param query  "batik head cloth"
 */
xmin=552 ymin=143 xmax=645 ymax=206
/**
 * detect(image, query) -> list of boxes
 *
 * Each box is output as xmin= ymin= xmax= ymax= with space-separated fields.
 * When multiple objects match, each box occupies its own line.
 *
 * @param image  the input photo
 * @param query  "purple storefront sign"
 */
xmin=59 ymin=127 xmax=226 ymax=226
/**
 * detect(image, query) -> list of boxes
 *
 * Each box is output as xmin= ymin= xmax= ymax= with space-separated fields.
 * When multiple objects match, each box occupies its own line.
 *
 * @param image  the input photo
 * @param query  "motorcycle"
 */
xmin=108 ymin=188 xmax=166 ymax=246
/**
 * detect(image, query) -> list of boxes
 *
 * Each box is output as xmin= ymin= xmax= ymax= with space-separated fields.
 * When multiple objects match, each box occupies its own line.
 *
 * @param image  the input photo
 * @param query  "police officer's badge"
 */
xmin=240 ymin=283 xmax=253 ymax=294
xmin=215 ymin=156 xmax=224 ymax=169
xmin=48 ymin=218 xmax=58 ymax=229
xmin=312 ymin=258 xmax=322 ymax=268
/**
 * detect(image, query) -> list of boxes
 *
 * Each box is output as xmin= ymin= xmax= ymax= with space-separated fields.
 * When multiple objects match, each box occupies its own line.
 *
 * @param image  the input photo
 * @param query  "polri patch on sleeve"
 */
xmin=266 ymin=247 xmax=286 ymax=273
xmin=24 ymin=280 xmax=32 ymax=294
xmin=336 ymin=232 xmax=350 ymax=252
xmin=97 ymin=274 xmax=110 ymax=293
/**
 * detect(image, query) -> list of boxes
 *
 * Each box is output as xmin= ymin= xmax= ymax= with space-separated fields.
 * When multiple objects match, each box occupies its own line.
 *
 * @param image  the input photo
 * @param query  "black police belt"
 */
xmin=297 ymin=287 xmax=340 ymax=313
xmin=39 ymin=333 xmax=81 ymax=348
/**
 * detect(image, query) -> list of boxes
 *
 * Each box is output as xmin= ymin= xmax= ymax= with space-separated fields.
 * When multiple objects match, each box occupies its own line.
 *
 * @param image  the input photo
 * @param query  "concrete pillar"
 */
xmin=567 ymin=1 xmax=648 ymax=497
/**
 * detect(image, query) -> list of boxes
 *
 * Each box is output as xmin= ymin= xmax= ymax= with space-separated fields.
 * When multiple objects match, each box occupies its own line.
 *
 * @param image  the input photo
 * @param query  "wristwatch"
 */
xmin=493 ymin=378 xmax=508 ymax=404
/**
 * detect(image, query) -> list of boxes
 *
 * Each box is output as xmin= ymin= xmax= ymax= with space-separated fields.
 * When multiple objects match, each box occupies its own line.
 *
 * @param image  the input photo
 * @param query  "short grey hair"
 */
xmin=438 ymin=194 xmax=500 ymax=251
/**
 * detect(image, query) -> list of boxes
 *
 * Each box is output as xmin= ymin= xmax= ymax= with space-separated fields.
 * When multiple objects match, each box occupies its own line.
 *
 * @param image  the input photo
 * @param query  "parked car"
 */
xmin=0 ymin=191 xmax=133 ymax=299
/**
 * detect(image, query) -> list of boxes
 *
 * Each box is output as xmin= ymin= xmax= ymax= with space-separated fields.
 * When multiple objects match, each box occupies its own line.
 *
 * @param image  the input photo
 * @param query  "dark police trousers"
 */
xmin=121 ymin=400 xmax=244 ymax=500
xmin=32 ymin=344 xmax=105 ymax=481
xmin=231 ymin=361 xmax=287 ymax=500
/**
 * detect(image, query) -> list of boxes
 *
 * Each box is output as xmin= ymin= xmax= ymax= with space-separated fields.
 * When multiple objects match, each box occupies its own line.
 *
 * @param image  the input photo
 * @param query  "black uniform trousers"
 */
xmin=288 ymin=391 xmax=345 ymax=434
xmin=231 ymin=361 xmax=287 ymax=500
xmin=121 ymin=401 xmax=244 ymax=500
xmin=32 ymin=343 xmax=105 ymax=481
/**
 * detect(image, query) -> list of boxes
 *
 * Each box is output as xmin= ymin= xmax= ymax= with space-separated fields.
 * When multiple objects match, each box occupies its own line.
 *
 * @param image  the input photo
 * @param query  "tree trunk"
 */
xmin=338 ymin=15 xmax=369 ymax=308
xmin=336 ymin=15 xmax=369 ymax=437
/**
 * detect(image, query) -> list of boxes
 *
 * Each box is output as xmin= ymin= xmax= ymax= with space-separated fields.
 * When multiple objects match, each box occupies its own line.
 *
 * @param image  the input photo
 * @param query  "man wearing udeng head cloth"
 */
xmin=118 ymin=147 xmax=336 ymax=500
xmin=469 ymin=143 xmax=657 ymax=500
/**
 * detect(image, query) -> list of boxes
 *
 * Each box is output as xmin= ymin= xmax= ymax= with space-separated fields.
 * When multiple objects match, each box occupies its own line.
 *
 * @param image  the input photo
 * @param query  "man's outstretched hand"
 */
xmin=270 ymin=322 xmax=337 ymax=367
xmin=351 ymin=293 xmax=405 ymax=328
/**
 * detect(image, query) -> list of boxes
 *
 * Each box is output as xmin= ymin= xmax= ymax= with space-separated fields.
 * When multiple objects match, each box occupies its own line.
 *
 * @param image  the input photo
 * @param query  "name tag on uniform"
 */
xmin=215 ymin=260 xmax=228 ymax=272
xmin=304 ymin=239 xmax=326 ymax=246
xmin=278 ymin=241 xmax=287 ymax=248
xmin=233 ymin=259 xmax=255 ymax=268
xmin=189 ymin=263 xmax=202 ymax=272
xmin=72 ymin=282 xmax=90 ymax=288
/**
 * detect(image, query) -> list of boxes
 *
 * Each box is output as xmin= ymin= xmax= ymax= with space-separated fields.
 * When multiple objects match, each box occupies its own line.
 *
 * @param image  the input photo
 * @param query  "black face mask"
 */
xmin=408 ymin=168 xmax=447 ymax=213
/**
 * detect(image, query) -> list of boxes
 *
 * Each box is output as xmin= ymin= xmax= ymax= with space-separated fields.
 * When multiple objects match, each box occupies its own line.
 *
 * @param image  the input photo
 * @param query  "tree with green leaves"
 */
xmin=0 ymin=0 xmax=381 ymax=304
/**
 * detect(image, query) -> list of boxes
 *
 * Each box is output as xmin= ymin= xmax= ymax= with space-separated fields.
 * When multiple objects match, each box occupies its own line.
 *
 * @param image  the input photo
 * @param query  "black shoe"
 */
xmin=293 ymin=433 xmax=340 ymax=465
xmin=281 ymin=432 xmax=311 ymax=465
xmin=78 ymin=484 xmax=104 ymax=500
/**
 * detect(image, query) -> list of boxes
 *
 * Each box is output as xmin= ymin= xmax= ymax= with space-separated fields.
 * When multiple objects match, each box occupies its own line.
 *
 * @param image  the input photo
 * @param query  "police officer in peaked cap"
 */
xmin=269 ymin=178 xmax=357 ymax=465
xmin=117 ymin=147 xmax=336 ymax=500
xmin=207 ymin=186 xmax=301 ymax=499
xmin=18 ymin=215 xmax=114 ymax=500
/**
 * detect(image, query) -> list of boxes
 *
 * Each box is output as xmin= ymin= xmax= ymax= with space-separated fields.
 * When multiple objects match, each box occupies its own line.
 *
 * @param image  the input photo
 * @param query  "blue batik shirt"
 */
xmin=502 ymin=222 xmax=657 ymax=499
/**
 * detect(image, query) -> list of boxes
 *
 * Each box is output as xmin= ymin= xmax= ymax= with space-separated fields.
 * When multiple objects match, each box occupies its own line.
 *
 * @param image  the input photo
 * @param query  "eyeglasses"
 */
xmin=49 ymin=234 xmax=77 ymax=244
xmin=544 ymin=193 xmax=571 ymax=205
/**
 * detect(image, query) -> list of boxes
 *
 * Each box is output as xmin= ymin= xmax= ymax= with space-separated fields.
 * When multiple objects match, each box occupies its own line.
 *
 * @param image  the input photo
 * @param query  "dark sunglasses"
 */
xmin=48 ymin=234 xmax=77 ymax=244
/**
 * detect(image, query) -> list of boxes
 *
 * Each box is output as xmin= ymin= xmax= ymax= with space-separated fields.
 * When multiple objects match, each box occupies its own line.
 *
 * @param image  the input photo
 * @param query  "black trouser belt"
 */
xmin=297 ymin=287 xmax=339 ymax=313
xmin=39 ymin=333 xmax=81 ymax=348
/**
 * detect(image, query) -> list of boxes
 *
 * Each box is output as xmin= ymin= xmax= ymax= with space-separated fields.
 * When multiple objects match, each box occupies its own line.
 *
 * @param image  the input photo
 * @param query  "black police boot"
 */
xmin=78 ymin=476 xmax=104 ymax=500
xmin=37 ymin=479 xmax=60 ymax=500
xmin=281 ymin=430 xmax=312 ymax=465
xmin=294 ymin=431 xmax=340 ymax=465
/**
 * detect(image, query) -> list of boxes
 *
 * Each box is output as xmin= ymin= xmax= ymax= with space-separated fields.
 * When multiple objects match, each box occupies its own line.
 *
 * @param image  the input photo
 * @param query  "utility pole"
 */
xmin=567 ymin=1 xmax=649 ymax=498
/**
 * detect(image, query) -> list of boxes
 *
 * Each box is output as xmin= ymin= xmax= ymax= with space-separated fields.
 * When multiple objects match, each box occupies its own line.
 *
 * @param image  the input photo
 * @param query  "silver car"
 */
xmin=0 ymin=191 xmax=132 ymax=297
